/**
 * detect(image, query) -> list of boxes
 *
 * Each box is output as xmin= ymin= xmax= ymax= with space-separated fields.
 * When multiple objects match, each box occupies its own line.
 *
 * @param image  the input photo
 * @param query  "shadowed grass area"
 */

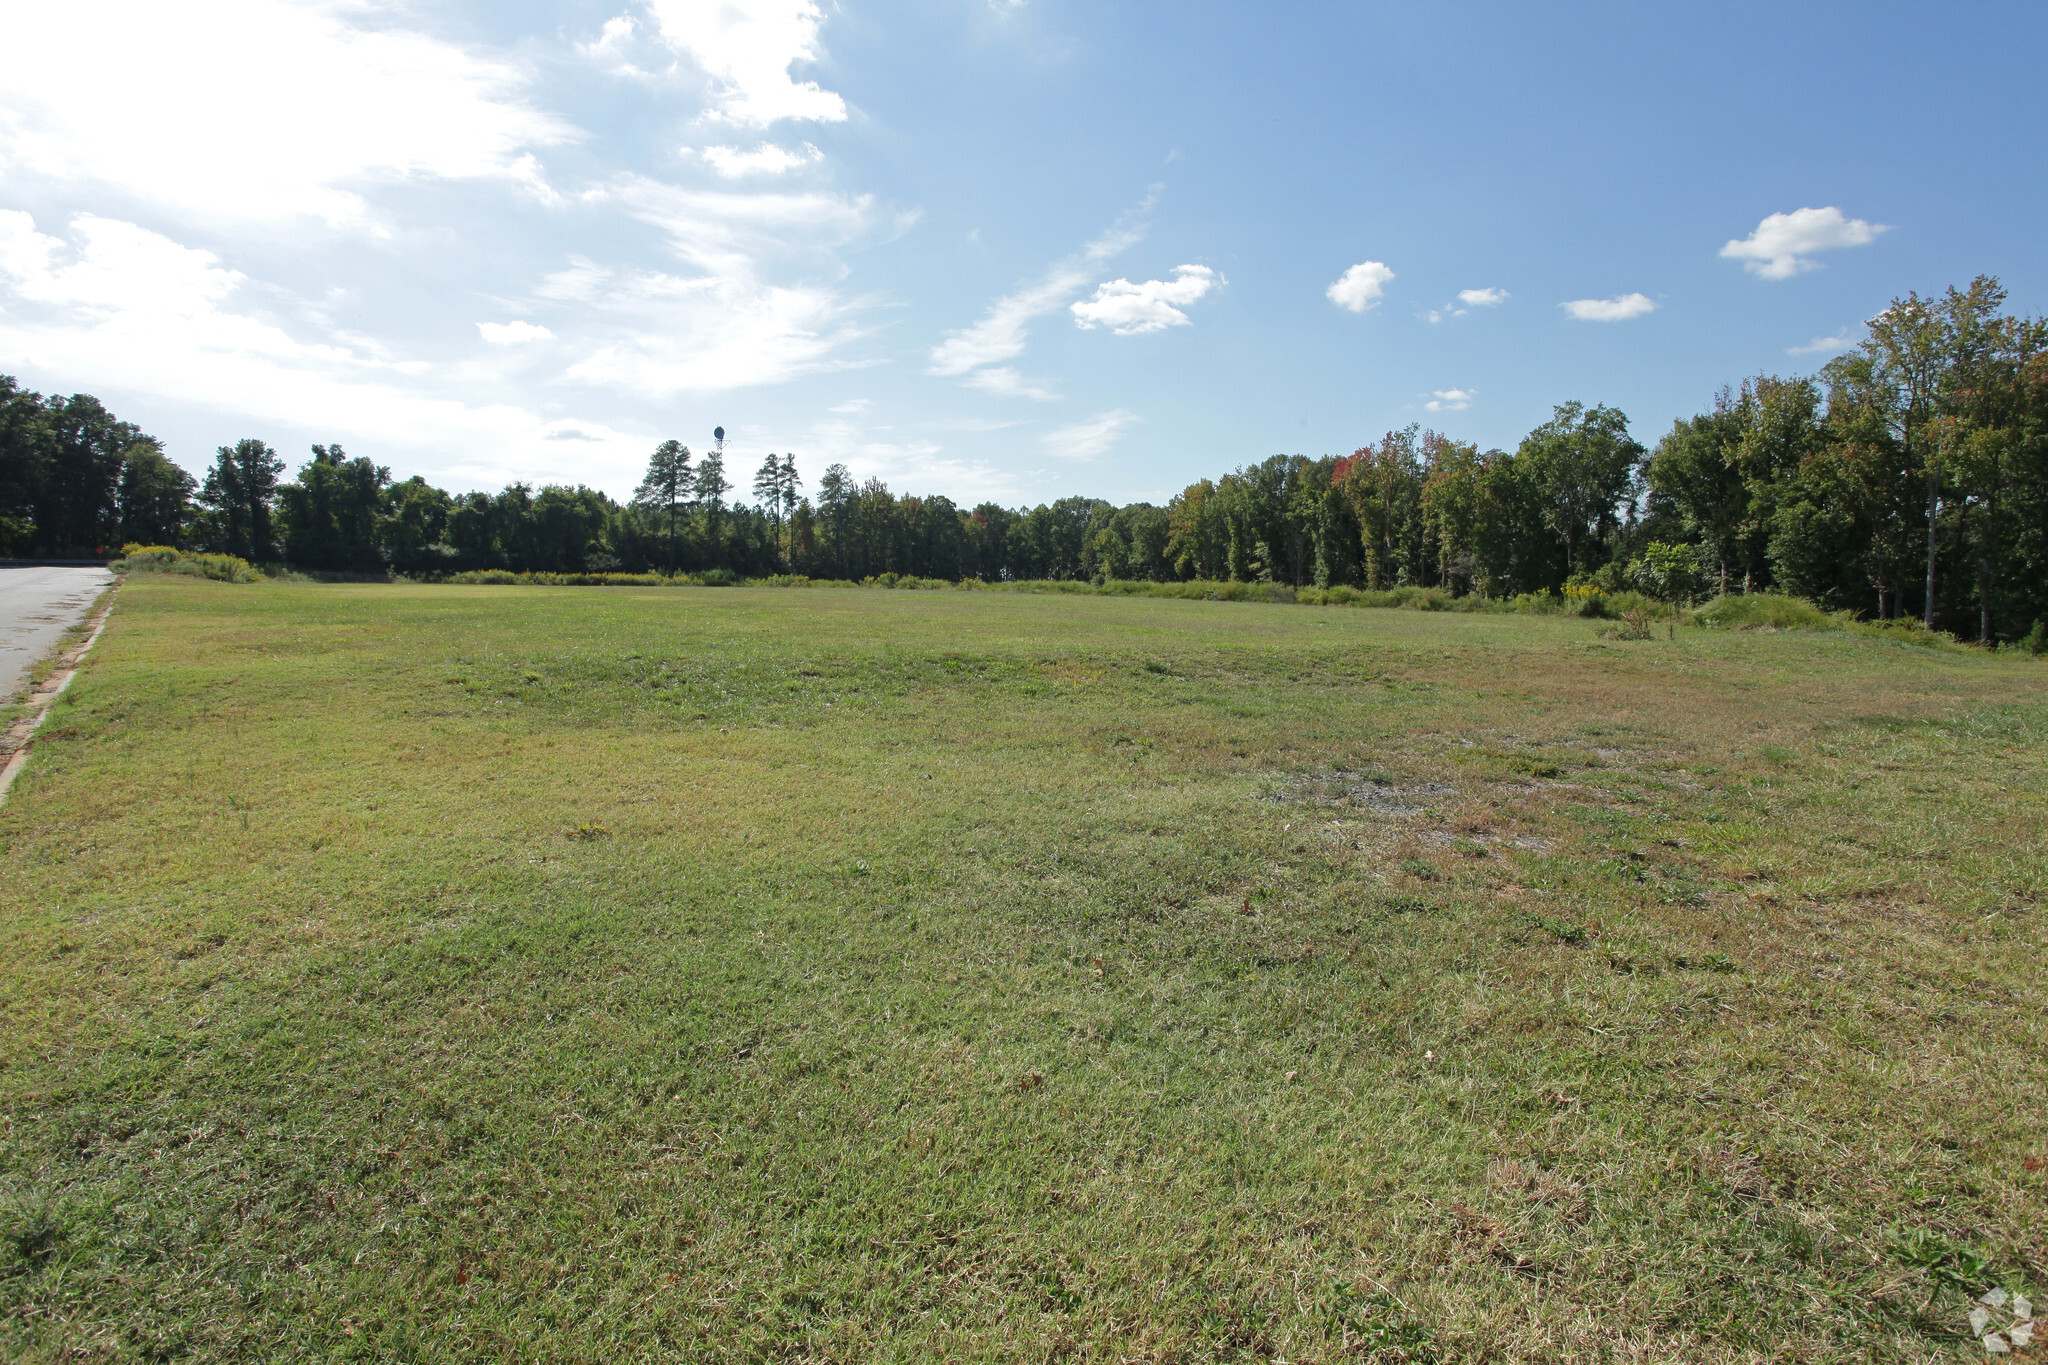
xmin=2 ymin=578 xmax=2044 ymax=1362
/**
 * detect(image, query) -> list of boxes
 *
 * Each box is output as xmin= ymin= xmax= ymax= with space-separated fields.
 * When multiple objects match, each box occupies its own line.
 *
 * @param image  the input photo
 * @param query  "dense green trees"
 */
xmin=1 ymin=273 xmax=2041 ymax=638
xmin=0 ymin=380 xmax=161 ymax=557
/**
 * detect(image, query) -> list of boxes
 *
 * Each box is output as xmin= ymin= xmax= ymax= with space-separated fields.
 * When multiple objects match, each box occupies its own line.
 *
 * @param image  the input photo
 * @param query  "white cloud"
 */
xmin=478 ymin=320 xmax=553 ymax=344
xmin=929 ymin=269 xmax=1088 ymax=375
xmin=544 ymin=255 xmax=864 ymax=395
xmin=604 ymin=176 xmax=879 ymax=266
xmin=962 ymin=367 xmax=1059 ymax=401
xmin=507 ymin=153 xmax=566 ymax=207
xmin=1425 ymin=288 xmax=1506 ymax=324
xmin=1788 ymin=332 xmax=1857 ymax=356
xmin=579 ymin=14 xmax=645 ymax=73
xmin=0 ymin=211 xmax=641 ymax=485
xmin=1721 ymin=207 xmax=1887 ymax=280
xmin=1070 ymin=264 xmax=1219 ymax=334
xmin=829 ymin=398 xmax=871 ymax=414
xmin=546 ymin=176 xmax=884 ymax=394
xmin=1326 ymin=260 xmax=1394 ymax=312
xmin=642 ymin=0 xmax=848 ymax=126
xmin=0 ymin=0 xmax=574 ymax=229
xmin=792 ymin=414 xmax=1030 ymax=504
xmin=1561 ymin=292 xmax=1656 ymax=322
xmin=928 ymin=209 xmax=1149 ymax=380
xmin=698 ymin=142 xmax=822 ymax=177
xmin=1044 ymin=409 xmax=1137 ymax=461
xmin=1425 ymin=388 xmax=1473 ymax=412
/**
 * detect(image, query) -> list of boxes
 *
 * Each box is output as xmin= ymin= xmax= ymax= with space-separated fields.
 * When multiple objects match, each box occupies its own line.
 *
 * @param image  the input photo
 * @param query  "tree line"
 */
xmin=1 ymin=275 xmax=2041 ymax=640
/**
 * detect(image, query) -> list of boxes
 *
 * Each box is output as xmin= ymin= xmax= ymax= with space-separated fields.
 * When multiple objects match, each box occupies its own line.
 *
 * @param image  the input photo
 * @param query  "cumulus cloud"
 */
xmin=641 ymin=0 xmax=848 ymax=125
xmin=1721 ymin=207 xmax=1887 ymax=280
xmin=1425 ymin=388 xmax=1473 ymax=412
xmin=0 ymin=211 xmax=640 ymax=484
xmin=928 ymin=207 xmax=1149 ymax=383
xmin=1044 ymin=409 xmax=1137 ymax=461
xmin=0 ymin=0 xmax=573 ymax=229
xmin=1070 ymin=264 xmax=1219 ymax=334
xmin=1561 ymin=292 xmax=1656 ymax=322
xmin=1326 ymin=260 xmax=1394 ymax=312
xmin=698 ymin=142 xmax=823 ymax=177
xmin=478 ymin=320 xmax=553 ymax=344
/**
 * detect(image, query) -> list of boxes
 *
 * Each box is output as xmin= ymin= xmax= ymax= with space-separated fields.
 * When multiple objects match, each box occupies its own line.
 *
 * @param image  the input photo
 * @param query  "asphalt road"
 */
xmin=0 ymin=566 xmax=114 ymax=702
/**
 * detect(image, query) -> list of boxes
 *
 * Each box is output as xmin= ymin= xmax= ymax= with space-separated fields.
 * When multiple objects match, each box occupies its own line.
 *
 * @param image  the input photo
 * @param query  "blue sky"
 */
xmin=1 ymin=1 xmax=2042 ymax=506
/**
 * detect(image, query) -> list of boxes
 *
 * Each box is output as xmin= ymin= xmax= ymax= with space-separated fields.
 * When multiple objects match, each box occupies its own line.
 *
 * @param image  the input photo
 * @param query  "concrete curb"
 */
xmin=0 ymin=581 xmax=121 ymax=807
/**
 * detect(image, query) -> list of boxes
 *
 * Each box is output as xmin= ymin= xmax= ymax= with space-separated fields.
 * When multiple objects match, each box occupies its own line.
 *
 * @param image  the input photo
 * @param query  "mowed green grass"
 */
xmin=2 ymin=578 xmax=2045 ymax=1363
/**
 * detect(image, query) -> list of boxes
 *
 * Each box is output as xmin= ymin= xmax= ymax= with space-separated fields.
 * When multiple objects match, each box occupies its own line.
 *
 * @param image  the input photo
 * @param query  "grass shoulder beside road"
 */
xmin=2 ymin=577 xmax=2044 ymax=1362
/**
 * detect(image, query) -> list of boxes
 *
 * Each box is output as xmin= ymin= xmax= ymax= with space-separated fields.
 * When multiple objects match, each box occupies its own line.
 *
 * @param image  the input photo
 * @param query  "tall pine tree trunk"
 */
xmin=1923 ymin=464 xmax=1938 ymax=630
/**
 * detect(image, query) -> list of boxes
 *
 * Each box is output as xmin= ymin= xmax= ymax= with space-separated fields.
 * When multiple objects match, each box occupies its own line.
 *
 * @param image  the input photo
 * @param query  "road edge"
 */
xmin=0 ymin=578 xmax=123 ymax=807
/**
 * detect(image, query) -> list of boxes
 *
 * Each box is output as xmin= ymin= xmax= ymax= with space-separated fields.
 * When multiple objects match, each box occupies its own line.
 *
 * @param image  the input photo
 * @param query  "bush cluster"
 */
xmin=112 ymin=544 xmax=262 ymax=582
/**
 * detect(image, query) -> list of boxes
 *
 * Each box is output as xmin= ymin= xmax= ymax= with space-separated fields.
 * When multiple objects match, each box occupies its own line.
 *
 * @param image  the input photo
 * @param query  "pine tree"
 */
xmin=633 ymin=440 xmax=692 ymax=574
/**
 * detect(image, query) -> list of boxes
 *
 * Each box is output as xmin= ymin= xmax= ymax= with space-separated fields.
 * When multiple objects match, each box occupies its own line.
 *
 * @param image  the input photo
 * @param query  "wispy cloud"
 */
xmin=0 ymin=0 xmax=574 ymax=229
xmin=697 ymin=142 xmax=823 ymax=177
xmin=1425 ymin=286 xmax=1509 ymax=324
xmin=794 ymin=413 xmax=1031 ymax=504
xmin=1788 ymin=331 xmax=1857 ymax=356
xmin=929 ymin=268 xmax=1092 ymax=376
xmin=928 ymin=199 xmax=1152 ymax=385
xmin=1722 ymin=207 xmax=1887 ymax=280
xmin=963 ymin=367 xmax=1059 ymax=401
xmin=1044 ymin=409 xmax=1137 ymax=460
xmin=0 ymin=210 xmax=642 ymax=487
xmin=1326 ymin=260 xmax=1394 ymax=312
xmin=1425 ymin=388 xmax=1473 ymax=412
xmin=545 ymin=176 xmax=885 ymax=394
xmin=1561 ymin=292 xmax=1656 ymax=322
xmin=544 ymin=256 xmax=865 ymax=395
xmin=1071 ymin=264 xmax=1219 ymax=334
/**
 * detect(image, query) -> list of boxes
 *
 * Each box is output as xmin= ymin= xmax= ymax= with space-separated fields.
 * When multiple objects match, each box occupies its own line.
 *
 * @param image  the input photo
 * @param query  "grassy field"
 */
xmin=2 ymin=577 xmax=2044 ymax=1363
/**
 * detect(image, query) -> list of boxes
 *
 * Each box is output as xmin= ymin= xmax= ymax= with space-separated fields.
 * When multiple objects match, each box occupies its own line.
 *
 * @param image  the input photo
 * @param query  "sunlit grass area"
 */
xmin=2 ymin=577 xmax=2044 ymax=1362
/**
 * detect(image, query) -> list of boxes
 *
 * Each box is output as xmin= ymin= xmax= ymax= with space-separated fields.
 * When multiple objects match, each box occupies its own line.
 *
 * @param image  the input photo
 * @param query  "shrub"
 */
xmin=2017 ymin=620 xmax=2047 ymax=657
xmin=1604 ymin=589 xmax=1659 ymax=619
xmin=1689 ymin=592 xmax=1965 ymax=650
xmin=113 ymin=544 xmax=262 ymax=582
xmin=1690 ymin=592 xmax=1847 ymax=631
xmin=1846 ymin=617 xmax=1962 ymax=650
xmin=1600 ymin=603 xmax=1655 ymax=640
xmin=699 ymin=568 xmax=740 ymax=587
xmin=1561 ymin=580 xmax=1609 ymax=617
